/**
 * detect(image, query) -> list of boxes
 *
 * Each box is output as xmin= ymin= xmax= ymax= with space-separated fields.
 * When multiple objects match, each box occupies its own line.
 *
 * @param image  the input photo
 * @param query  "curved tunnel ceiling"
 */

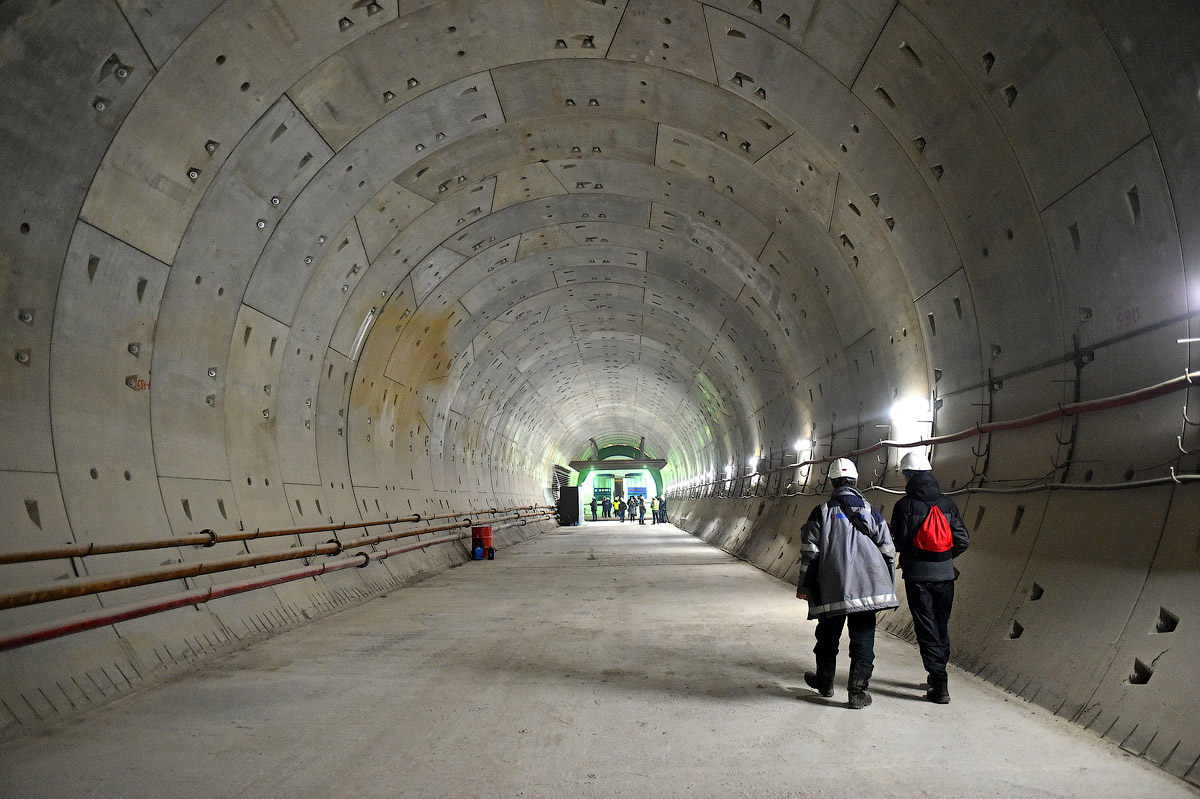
xmin=5 ymin=0 xmax=1200 ymax=777
xmin=4 ymin=0 xmax=1198 ymax=506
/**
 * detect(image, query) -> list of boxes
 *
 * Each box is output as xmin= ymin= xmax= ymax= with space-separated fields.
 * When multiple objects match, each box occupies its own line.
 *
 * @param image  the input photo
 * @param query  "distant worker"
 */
xmin=615 ymin=497 xmax=625 ymax=523
xmin=889 ymin=451 xmax=970 ymax=704
xmin=658 ymin=496 xmax=668 ymax=524
xmin=589 ymin=496 xmax=598 ymax=522
xmin=796 ymin=458 xmax=898 ymax=709
xmin=650 ymin=496 xmax=659 ymax=524
xmin=637 ymin=496 xmax=646 ymax=524
xmin=602 ymin=496 xmax=612 ymax=519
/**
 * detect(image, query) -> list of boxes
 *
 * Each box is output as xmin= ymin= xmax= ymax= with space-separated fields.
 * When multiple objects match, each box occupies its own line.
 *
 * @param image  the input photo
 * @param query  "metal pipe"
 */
xmin=672 ymin=370 xmax=1200 ymax=494
xmin=0 ymin=504 xmax=550 ymax=565
xmin=0 ymin=509 xmax=554 ymax=612
xmin=0 ymin=517 xmax=541 ymax=653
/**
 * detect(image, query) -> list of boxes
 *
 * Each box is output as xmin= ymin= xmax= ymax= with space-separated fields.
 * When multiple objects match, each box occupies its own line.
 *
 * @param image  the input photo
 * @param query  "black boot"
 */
xmin=925 ymin=672 xmax=950 ymax=704
xmin=847 ymin=660 xmax=874 ymax=709
xmin=803 ymin=656 xmax=836 ymax=697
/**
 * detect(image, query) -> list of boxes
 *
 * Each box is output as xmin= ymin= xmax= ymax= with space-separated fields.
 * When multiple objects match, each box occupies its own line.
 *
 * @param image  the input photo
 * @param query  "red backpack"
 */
xmin=913 ymin=504 xmax=953 ymax=552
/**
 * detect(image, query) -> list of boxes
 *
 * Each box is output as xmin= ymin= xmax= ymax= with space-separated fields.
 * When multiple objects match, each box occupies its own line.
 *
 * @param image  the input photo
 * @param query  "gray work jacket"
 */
xmin=797 ymin=487 xmax=899 ymax=619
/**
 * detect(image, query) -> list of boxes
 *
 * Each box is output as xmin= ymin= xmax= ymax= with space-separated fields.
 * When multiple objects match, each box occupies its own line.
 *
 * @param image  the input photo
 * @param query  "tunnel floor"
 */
xmin=1 ymin=521 xmax=1193 ymax=799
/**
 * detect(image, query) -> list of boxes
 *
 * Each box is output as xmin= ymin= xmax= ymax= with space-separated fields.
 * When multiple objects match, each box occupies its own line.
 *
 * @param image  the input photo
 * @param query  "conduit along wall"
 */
xmin=1 ymin=0 xmax=1199 ymax=786
xmin=670 ymin=370 xmax=1200 ymax=784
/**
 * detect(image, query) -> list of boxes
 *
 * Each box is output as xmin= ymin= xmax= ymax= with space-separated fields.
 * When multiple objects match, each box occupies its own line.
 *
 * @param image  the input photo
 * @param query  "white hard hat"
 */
xmin=899 ymin=451 xmax=932 ymax=471
xmin=829 ymin=458 xmax=858 ymax=480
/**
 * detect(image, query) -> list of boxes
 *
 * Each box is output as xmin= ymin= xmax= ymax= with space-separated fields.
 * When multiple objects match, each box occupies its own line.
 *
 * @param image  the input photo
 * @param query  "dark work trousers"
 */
xmin=813 ymin=610 xmax=878 ymax=665
xmin=905 ymin=579 xmax=955 ymax=678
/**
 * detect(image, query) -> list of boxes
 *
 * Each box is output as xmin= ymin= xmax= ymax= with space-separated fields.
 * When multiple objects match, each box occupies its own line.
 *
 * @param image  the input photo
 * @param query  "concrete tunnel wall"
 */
xmin=0 ymin=0 xmax=1198 ymax=781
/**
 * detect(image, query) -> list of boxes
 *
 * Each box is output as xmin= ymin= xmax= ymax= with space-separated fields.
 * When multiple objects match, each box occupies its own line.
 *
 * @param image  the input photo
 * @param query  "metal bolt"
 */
xmin=435 ymin=132 xmax=445 ymax=140
xmin=205 ymin=141 xmax=218 ymax=153
xmin=205 ymin=395 xmax=215 ymax=406
xmin=208 ymin=368 xmax=217 ymax=378
xmin=317 ymin=235 xmax=326 ymax=244
xmin=367 ymin=2 xmax=382 ymax=13
xmin=339 ymin=17 xmax=352 ymax=29
xmin=116 ymin=67 xmax=129 ymax=79
xmin=341 ymin=285 xmax=348 ymax=292
xmin=415 ymin=143 xmax=425 ymax=152
xmin=18 ymin=310 xmax=33 ymax=324
xmin=126 ymin=376 xmax=137 ymax=388
xmin=94 ymin=99 xmax=107 ymax=112
xmin=15 ymin=351 xmax=30 ymax=364
xmin=304 ymin=398 xmax=311 ymax=406
xmin=304 ymin=256 xmax=313 ymax=265
xmin=187 ymin=169 xmax=199 ymax=181
xmin=304 ymin=420 xmax=311 ymax=429
xmin=128 ymin=343 xmax=140 ymax=355
xmin=383 ymin=91 xmax=395 ymax=102
xmin=263 ymin=409 xmax=270 ymax=418
xmin=263 ymin=384 xmax=271 ymax=395
xmin=270 ymin=196 xmax=280 ymax=206
xmin=256 ymin=219 xmax=266 ymax=229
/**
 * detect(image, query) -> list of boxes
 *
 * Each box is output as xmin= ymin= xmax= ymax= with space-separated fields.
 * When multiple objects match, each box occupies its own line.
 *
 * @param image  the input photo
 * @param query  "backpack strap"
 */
xmin=834 ymin=498 xmax=874 ymax=539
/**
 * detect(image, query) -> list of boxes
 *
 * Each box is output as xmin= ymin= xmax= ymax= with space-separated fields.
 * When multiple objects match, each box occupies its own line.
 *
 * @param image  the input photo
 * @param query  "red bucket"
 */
xmin=471 ymin=525 xmax=494 ymax=559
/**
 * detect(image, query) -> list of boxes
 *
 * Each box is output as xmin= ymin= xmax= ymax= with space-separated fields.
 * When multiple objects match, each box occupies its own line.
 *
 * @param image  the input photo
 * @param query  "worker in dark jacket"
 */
xmin=796 ymin=458 xmax=898 ymax=709
xmin=889 ymin=451 xmax=970 ymax=704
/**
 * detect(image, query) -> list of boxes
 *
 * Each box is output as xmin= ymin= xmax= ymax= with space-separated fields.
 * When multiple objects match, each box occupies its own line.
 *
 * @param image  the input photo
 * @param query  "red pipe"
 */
xmin=0 ymin=504 xmax=551 ymax=565
xmin=0 ymin=514 xmax=553 ymax=652
xmin=685 ymin=369 xmax=1200 ymax=489
xmin=0 ymin=510 xmax=550 ymax=612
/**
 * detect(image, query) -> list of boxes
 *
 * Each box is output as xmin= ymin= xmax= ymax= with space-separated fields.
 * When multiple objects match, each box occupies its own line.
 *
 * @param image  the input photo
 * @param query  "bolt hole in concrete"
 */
xmin=1156 ymin=608 xmax=1179 ymax=633
xmin=1129 ymin=658 xmax=1153 ymax=684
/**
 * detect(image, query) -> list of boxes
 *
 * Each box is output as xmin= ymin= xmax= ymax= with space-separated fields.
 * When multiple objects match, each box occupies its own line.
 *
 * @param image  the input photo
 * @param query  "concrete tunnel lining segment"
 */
xmin=1 ymin=0 xmax=1199 ymax=785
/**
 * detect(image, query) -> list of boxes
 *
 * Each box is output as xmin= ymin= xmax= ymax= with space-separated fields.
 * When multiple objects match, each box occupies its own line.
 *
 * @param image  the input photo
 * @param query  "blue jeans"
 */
xmin=813 ymin=610 xmax=878 ymax=665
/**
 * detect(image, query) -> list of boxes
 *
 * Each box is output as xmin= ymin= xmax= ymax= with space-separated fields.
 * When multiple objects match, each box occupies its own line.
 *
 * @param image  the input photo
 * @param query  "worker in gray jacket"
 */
xmin=796 ymin=458 xmax=899 ymax=709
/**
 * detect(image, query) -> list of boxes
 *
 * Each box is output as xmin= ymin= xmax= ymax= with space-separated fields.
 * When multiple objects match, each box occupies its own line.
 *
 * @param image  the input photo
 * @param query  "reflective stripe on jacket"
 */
xmin=797 ymin=486 xmax=898 ymax=619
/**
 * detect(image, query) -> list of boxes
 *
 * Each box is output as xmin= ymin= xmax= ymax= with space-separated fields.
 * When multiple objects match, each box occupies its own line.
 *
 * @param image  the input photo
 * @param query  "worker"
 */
xmin=796 ymin=458 xmax=898 ymax=709
xmin=889 ymin=451 xmax=970 ymax=704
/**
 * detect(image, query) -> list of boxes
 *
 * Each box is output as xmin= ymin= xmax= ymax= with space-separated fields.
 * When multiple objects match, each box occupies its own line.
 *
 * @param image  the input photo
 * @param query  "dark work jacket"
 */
xmin=889 ymin=471 xmax=970 ymax=582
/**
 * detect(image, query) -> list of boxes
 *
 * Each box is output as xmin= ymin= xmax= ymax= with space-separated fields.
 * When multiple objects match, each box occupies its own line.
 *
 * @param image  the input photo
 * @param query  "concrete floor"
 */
xmin=1 ymin=522 xmax=1193 ymax=799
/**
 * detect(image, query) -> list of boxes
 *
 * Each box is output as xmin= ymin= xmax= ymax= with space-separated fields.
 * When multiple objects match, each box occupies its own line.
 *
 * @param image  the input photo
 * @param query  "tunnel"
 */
xmin=2 ymin=0 xmax=1199 ymax=792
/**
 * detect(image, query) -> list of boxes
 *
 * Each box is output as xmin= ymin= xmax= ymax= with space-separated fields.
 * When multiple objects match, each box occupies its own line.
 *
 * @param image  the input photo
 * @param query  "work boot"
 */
xmin=925 ymin=672 xmax=950 ymax=704
xmin=803 ymin=656 xmax=836 ymax=697
xmin=847 ymin=660 xmax=874 ymax=709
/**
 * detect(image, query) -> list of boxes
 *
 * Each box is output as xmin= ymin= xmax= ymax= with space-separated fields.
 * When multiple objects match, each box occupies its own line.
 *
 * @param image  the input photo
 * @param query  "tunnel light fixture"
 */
xmin=1178 ymin=337 xmax=1200 ymax=344
xmin=891 ymin=395 xmax=932 ymax=425
xmin=747 ymin=455 xmax=759 ymax=469
xmin=794 ymin=438 xmax=812 ymax=453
